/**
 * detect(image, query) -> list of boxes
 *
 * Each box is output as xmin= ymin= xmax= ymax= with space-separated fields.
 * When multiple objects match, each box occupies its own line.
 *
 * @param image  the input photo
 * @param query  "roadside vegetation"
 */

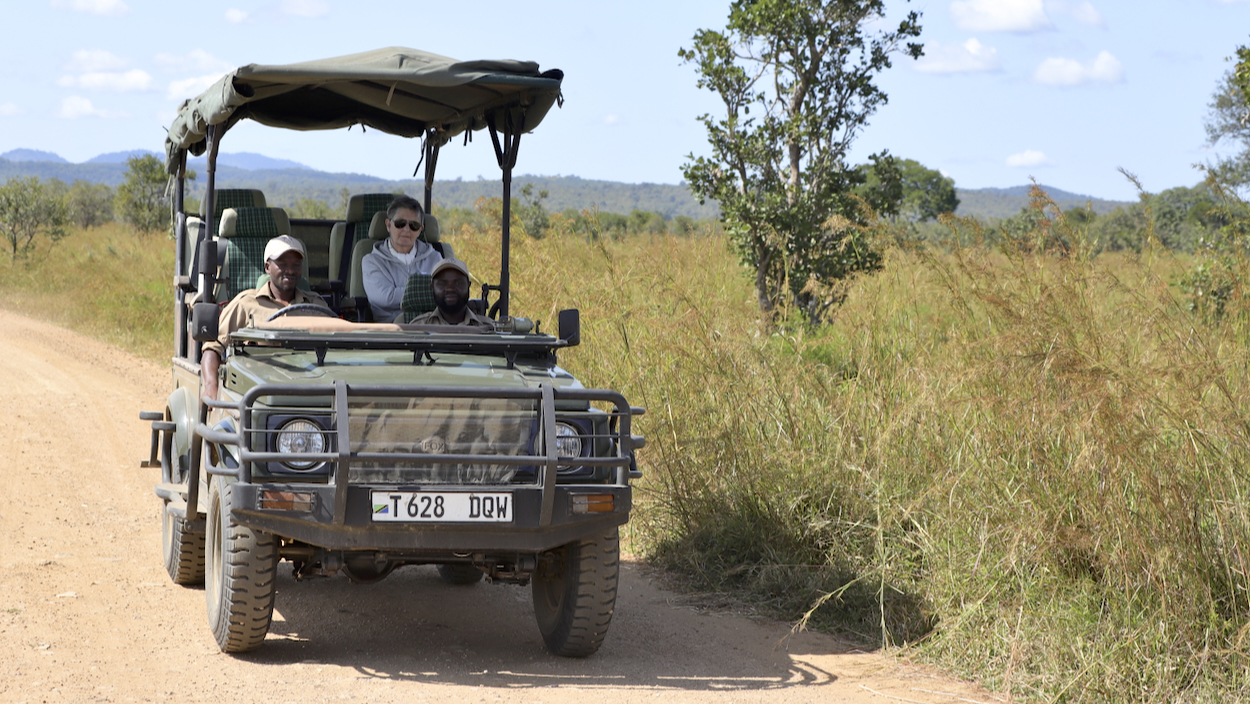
xmin=3 ymin=182 xmax=1250 ymax=700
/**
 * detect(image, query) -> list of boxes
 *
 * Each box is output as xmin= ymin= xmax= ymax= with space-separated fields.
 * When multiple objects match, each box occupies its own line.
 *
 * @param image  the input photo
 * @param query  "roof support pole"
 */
xmin=175 ymin=151 xmax=188 ymax=359
xmin=192 ymin=124 xmax=221 ymax=364
xmin=422 ymin=133 xmax=440 ymax=215
xmin=488 ymin=117 xmax=522 ymax=318
xmin=202 ymin=123 xmax=220 ymax=305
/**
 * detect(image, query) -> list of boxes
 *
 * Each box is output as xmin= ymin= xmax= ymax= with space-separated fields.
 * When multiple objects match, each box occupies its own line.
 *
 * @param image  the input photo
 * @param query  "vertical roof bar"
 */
xmin=488 ymin=114 xmax=522 ymax=319
xmin=422 ymin=132 xmax=440 ymax=215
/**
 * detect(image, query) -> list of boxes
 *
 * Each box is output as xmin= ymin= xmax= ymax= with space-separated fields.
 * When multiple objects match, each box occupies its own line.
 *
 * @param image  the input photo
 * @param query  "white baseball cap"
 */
xmin=264 ymin=234 xmax=306 ymax=261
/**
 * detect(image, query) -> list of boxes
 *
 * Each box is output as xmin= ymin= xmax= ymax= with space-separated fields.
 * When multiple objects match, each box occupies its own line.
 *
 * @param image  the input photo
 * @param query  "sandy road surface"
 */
xmin=0 ymin=310 xmax=1004 ymax=704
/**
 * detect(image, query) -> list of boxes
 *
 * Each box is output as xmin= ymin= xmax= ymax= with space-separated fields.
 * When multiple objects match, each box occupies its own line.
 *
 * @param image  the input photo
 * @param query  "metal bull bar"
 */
xmin=192 ymin=380 xmax=637 ymax=528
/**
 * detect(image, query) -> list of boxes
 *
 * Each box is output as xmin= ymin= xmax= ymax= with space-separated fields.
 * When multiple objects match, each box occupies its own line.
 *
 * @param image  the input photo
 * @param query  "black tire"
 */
xmin=531 ymin=528 xmax=620 ymax=657
xmin=161 ymin=503 xmax=205 ymax=585
xmin=437 ymin=563 xmax=484 ymax=585
xmin=205 ymin=476 xmax=278 ymax=653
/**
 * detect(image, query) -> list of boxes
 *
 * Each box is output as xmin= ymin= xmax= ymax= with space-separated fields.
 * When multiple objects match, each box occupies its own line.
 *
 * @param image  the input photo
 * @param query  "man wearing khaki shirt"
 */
xmin=408 ymin=258 xmax=495 ymax=329
xmin=200 ymin=235 xmax=330 ymax=400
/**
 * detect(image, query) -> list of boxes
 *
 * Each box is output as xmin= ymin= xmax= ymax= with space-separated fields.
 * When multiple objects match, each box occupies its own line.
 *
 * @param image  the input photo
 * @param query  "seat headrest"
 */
xmin=201 ymin=189 xmax=266 ymax=219
xmin=345 ymin=193 xmax=395 ymax=223
xmin=219 ymin=207 xmax=292 ymax=239
xmin=421 ymin=213 xmax=441 ymax=244
xmin=368 ymin=210 xmax=390 ymax=241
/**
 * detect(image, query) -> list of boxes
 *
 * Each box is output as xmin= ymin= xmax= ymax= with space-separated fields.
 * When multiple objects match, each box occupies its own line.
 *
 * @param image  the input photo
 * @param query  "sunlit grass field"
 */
xmin=7 ymin=213 xmax=1250 ymax=701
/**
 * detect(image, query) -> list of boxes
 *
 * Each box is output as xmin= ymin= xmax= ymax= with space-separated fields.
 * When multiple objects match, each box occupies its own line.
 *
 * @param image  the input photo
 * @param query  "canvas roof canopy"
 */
xmin=164 ymin=47 xmax=563 ymax=175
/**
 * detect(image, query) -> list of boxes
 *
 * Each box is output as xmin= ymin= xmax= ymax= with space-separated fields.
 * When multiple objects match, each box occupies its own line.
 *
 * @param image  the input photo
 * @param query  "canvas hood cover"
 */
xmin=164 ymin=46 xmax=563 ymax=174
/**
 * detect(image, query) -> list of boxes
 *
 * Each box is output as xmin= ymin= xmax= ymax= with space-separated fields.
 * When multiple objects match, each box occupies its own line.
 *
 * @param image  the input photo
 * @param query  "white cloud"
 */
xmin=1006 ymin=150 xmax=1053 ymax=167
xmin=604 ymin=115 xmax=619 ymax=125
xmin=50 ymin=0 xmax=130 ymax=16
xmin=1046 ymin=1 xmax=1105 ymax=27
xmin=280 ymin=0 xmax=330 ymax=18
xmin=57 ymin=96 xmax=123 ymax=119
xmin=0 ymin=103 xmax=23 ymax=117
xmin=951 ymin=0 xmax=1052 ymax=32
xmin=57 ymin=69 xmax=153 ymax=92
xmin=64 ymin=49 xmax=128 ymax=72
xmin=167 ymin=74 xmax=223 ymax=101
xmin=915 ymin=38 xmax=1002 ymax=74
xmin=224 ymin=8 xmax=248 ymax=23
xmin=155 ymin=49 xmax=232 ymax=75
xmin=1033 ymin=50 xmax=1124 ymax=85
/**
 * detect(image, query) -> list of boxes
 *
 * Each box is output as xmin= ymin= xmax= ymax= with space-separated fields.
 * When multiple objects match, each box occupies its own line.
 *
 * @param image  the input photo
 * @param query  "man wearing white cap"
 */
xmin=200 ymin=234 xmax=330 ymax=399
xmin=409 ymin=258 xmax=494 ymax=329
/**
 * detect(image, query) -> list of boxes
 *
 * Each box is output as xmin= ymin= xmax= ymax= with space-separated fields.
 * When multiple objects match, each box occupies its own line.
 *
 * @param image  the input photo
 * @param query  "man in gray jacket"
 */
xmin=362 ymin=195 xmax=443 ymax=322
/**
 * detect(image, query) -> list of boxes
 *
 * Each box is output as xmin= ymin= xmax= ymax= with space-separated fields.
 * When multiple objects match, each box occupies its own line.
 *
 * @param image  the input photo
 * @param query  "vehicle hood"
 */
xmin=223 ymin=348 xmax=581 ymax=398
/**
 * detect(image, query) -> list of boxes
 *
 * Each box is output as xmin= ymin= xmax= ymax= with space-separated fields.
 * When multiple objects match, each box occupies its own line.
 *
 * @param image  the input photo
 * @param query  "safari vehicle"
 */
xmin=139 ymin=47 xmax=644 ymax=657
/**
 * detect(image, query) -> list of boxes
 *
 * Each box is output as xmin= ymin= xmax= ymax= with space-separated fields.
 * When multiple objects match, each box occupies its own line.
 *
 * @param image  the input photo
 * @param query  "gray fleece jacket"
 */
xmin=361 ymin=238 xmax=443 ymax=322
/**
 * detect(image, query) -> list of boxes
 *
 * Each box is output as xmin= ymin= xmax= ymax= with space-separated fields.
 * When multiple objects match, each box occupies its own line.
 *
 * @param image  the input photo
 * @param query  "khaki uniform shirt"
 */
xmin=408 ymin=307 xmax=496 ymax=330
xmin=203 ymin=285 xmax=329 ymax=358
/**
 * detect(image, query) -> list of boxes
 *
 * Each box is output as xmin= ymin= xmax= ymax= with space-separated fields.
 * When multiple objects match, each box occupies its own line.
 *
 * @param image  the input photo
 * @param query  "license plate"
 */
xmin=370 ymin=491 xmax=512 ymax=523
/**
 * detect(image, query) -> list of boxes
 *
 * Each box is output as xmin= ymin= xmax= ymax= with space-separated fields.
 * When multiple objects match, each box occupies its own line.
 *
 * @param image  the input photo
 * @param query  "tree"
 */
xmin=66 ymin=180 xmax=114 ymax=228
xmin=680 ymin=0 xmax=922 ymax=319
xmin=855 ymin=156 xmax=958 ymax=222
xmin=1206 ymin=43 xmax=1250 ymax=190
xmin=0 ymin=177 xmax=70 ymax=259
xmin=115 ymin=154 xmax=170 ymax=234
xmin=516 ymin=183 xmax=550 ymax=238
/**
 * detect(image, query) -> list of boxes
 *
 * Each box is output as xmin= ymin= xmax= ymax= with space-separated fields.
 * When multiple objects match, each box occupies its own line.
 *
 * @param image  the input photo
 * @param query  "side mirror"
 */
xmin=191 ymin=302 xmax=220 ymax=342
xmin=558 ymin=309 xmax=580 ymax=347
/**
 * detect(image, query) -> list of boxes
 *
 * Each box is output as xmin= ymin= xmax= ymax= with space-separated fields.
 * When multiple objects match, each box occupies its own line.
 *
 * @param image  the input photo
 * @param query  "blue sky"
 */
xmin=0 ymin=0 xmax=1247 ymax=201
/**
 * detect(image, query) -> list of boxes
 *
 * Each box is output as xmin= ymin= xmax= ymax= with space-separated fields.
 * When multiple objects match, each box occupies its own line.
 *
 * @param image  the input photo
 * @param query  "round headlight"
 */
xmin=555 ymin=422 xmax=583 ymax=469
xmin=277 ymin=418 xmax=324 ymax=470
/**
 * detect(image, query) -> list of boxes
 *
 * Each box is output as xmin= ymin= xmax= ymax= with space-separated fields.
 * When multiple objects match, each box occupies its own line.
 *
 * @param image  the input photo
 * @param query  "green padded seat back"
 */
xmin=218 ymin=207 xmax=293 ymax=301
xmin=330 ymin=193 xmax=395 ymax=281
xmin=399 ymin=273 xmax=436 ymax=323
xmin=201 ymin=188 xmax=266 ymax=219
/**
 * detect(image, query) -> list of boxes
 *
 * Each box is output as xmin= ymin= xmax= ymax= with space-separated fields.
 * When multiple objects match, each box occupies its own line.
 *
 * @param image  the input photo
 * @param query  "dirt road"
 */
xmin=0 ymin=310 xmax=1003 ymax=704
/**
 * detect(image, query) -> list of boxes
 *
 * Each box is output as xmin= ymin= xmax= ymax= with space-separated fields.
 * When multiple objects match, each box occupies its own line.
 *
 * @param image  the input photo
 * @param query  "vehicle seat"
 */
xmin=422 ymin=213 xmax=454 ymax=261
xmin=185 ymin=189 xmax=267 ymax=276
xmin=347 ymin=211 xmax=391 ymax=299
xmin=217 ymin=206 xmax=295 ymax=301
xmin=399 ymin=274 xmax=436 ymax=322
xmin=329 ymin=194 xmax=394 ymax=284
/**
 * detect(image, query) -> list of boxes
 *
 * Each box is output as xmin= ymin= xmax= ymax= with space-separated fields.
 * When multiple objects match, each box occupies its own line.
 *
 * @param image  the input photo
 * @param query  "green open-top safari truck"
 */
xmin=139 ymin=47 xmax=644 ymax=657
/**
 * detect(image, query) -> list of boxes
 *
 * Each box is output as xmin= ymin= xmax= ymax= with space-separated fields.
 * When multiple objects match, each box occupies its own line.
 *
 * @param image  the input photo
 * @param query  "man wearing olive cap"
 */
xmin=409 ymin=258 xmax=495 ymax=329
xmin=201 ymin=234 xmax=331 ymax=399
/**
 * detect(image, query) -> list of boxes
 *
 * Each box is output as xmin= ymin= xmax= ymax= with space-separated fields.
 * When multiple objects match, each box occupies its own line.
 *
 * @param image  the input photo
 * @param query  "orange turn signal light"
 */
xmin=571 ymin=493 xmax=614 ymax=514
xmin=259 ymin=490 xmax=315 ymax=512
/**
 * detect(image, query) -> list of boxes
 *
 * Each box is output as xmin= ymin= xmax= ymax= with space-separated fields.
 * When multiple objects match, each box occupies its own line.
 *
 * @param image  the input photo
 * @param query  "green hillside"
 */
xmin=955 ymin=185 xmax=1133 ymax=219
xmin=0 ymin=155 xmax=1135 ymax=221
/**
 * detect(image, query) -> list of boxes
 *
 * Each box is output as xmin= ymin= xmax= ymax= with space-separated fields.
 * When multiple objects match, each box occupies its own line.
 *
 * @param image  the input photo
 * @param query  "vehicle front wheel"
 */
xmin=531 ymin=528 xmax=620 ymax=657
xmin=205 ymin=475 xmax=278 ymax=653
xmin=161 ymin=503 xmax=204 ymax=585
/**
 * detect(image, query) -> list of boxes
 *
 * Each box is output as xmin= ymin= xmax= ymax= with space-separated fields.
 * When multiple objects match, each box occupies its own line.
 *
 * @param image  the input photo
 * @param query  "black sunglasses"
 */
xmin=390 ymin=218 xmax=423 ymax=231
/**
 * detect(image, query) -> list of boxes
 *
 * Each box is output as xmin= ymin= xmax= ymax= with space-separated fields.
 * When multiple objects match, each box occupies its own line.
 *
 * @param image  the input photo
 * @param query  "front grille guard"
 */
xmin=191 ymin=381 xmax=638 ymax=527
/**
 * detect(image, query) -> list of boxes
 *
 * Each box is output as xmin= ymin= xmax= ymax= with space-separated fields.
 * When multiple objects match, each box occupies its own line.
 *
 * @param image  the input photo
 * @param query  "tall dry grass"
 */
xmin=0 ymin=221 xmax=171 ymax=360
xmin=7 ymin=204 xmax=1250 ymax=700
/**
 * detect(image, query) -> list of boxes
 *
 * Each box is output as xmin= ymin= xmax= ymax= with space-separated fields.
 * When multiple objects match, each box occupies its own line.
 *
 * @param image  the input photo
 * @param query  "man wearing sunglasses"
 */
xmin=362 ymin=194 xmax=444 ymax=322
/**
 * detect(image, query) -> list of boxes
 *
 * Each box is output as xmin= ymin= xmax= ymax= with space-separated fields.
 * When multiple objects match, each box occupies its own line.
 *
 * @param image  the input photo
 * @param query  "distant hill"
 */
xmin=86 ymin=150 xmax=161 ymax=164
xmin=188 ymin=152 xmax=311 ymax=171
xmin=0 ymin=149 xmax=1139 ymax=221
xmin=2 ymin=148 xmax=68 ymax=163
xmin=956 ymin=185 xmax=1132 ymax=219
